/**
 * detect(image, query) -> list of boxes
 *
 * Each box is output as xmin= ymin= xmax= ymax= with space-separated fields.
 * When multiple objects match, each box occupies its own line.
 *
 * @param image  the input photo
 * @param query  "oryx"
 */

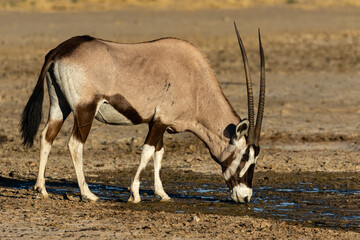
xmin=20 ymin=23 xmax=265 ymax=203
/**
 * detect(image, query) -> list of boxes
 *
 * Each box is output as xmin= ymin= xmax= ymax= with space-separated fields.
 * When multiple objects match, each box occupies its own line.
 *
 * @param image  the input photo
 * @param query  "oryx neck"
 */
xmin=188 ymin=115 xmax=240 ymax=163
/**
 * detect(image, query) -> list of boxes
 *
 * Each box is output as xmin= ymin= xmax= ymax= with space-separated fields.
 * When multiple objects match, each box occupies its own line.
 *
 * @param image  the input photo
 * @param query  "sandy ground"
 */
xmin=0 ymin=5 xmax=360 ymax=239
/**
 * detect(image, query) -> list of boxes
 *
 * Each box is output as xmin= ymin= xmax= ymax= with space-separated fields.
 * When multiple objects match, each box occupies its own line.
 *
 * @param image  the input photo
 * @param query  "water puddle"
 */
xmin=251 ymin=184 xmax=360 ymax=229
xmin=7 ymin=171 xmax=360 ymax=231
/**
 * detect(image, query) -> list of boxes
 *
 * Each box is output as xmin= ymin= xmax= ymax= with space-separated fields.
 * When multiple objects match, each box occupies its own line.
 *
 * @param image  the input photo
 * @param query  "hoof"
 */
xmin=160 ymin=196 xmax=171 ymax=202
xmin=128 ymin=194 xmax=141 ymax=203
xmin=35 ymin=192 xmax=49 ymax=199
xmin=81 ymin=194 xmax=99 ymax=202
xmin=155 ymin=192 xmax=171 ymax=202
xmin=34 ymin=186 xmax=49 ymax=199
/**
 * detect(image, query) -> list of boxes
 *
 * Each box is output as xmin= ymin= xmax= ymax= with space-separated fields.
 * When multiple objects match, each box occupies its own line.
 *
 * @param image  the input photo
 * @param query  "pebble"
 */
xmin=192 ymin=216 xmax=200 ymax=223
xmin=27 ymin=161 xmax=36 ymax=167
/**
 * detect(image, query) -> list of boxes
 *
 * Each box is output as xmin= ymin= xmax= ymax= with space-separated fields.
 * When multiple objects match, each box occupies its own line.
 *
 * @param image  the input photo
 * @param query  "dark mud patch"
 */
xmin=0 ymin=134 xmax=8 ymax=145
xmin=3 ymin=171 xmax=359 ymax=232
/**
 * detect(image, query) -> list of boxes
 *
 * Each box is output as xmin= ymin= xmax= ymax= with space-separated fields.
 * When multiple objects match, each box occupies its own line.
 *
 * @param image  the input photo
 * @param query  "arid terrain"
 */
xmin=0 ymin=3 xmax=360 ymax=239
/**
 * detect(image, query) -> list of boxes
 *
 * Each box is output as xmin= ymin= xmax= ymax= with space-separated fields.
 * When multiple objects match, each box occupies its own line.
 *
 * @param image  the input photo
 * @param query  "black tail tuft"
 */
xmin=20 ymin=81 xmax=44 ymax=147
xmin=20 ymin=49 xmax=55 ymax=148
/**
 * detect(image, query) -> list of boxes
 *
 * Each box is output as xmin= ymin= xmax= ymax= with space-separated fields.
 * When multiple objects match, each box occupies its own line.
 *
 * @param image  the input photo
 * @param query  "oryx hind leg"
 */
xmin=128 ymin=121 xmax=168 ymax=203
xmin=35 ymin=75 xmax=71 ymax=198
xmin=68 ymin=102 xmax=99 ymax=202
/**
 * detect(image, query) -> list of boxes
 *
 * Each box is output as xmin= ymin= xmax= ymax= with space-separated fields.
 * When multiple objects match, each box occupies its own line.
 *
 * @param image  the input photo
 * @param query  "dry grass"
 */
xmin=1 ymin=0 xmax=360 ymax=12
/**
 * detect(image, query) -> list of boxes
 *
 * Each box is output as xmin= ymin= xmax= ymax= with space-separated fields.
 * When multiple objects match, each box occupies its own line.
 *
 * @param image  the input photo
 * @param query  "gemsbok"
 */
xmin=20 ymin=23 xmax=265 ymax=203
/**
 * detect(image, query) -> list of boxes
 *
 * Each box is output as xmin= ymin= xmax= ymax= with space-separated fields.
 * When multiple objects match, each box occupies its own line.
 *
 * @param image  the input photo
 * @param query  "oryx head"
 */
xmin=220 ymin=23 xmax=265 ymax=203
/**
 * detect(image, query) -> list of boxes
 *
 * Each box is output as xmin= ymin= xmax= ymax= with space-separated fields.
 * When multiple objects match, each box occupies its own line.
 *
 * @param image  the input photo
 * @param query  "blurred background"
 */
xmin=2 ymin=0 xmax=360 ymax=11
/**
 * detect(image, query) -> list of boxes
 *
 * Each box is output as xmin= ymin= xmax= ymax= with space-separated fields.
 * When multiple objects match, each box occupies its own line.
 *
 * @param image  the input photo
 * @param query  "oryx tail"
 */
xmin=20 ymin=51 xmax=55 ymax=147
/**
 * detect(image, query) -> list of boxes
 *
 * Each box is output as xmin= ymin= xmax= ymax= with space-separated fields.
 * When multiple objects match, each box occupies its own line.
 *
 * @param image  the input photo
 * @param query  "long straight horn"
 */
xmin=234 ymin=22 xmax=255 ymax=145
xmin=255 ymin=29 xmax=265 ymax=146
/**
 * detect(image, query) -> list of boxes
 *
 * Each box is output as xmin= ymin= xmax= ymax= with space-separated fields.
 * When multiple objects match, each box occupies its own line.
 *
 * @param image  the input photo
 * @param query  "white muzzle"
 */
xmin=231 ymin=183 xmax=253 ymax=203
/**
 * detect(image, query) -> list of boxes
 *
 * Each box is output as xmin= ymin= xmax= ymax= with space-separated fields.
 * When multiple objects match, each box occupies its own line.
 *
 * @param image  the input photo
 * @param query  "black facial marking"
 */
xmin=222 ymin=144 xmax=259 ymax=190
xmin=224 ymin=146 xmax=256 ymax=190
xmin=254 ymin=145 xmax=260 ymax=157
xmin=242 ymin=147 xmax=250 ymax=162
xmin=221 ymin=150 xmax=237 ymax=170
xmin=245 ymin=164 xmax=255 ymax=188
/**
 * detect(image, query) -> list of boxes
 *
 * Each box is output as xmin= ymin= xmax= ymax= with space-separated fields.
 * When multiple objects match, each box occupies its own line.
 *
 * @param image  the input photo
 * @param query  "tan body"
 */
xmin=55 ymin=37 xmax=239 ymax=156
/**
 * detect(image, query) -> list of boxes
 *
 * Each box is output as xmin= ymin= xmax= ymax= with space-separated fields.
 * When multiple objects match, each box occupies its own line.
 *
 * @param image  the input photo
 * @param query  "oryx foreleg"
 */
xmin=153 ymin=138 xmax=170 ymax=201
xmin=128 ymin=144 xmax=155 ymax=203
xmin=128 ymin=121 xmax=168 ymax=203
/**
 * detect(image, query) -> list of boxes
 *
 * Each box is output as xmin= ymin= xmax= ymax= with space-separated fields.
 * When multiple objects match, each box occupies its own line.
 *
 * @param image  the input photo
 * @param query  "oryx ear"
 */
xmin=234 ymin=119 xmax=249 ymax=141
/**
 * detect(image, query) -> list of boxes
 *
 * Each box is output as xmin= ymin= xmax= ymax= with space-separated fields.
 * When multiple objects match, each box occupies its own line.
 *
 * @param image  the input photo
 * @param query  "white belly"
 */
xmin=95 ymin=102 xmax=132 ymax=125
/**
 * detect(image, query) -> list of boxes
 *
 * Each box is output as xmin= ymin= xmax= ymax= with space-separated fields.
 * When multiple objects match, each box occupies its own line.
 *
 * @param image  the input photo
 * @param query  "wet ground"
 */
xmin=2 ymin=170 xmax=359 ymax=232
xmin=1 ymin=5 xmax=360 ymax=239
